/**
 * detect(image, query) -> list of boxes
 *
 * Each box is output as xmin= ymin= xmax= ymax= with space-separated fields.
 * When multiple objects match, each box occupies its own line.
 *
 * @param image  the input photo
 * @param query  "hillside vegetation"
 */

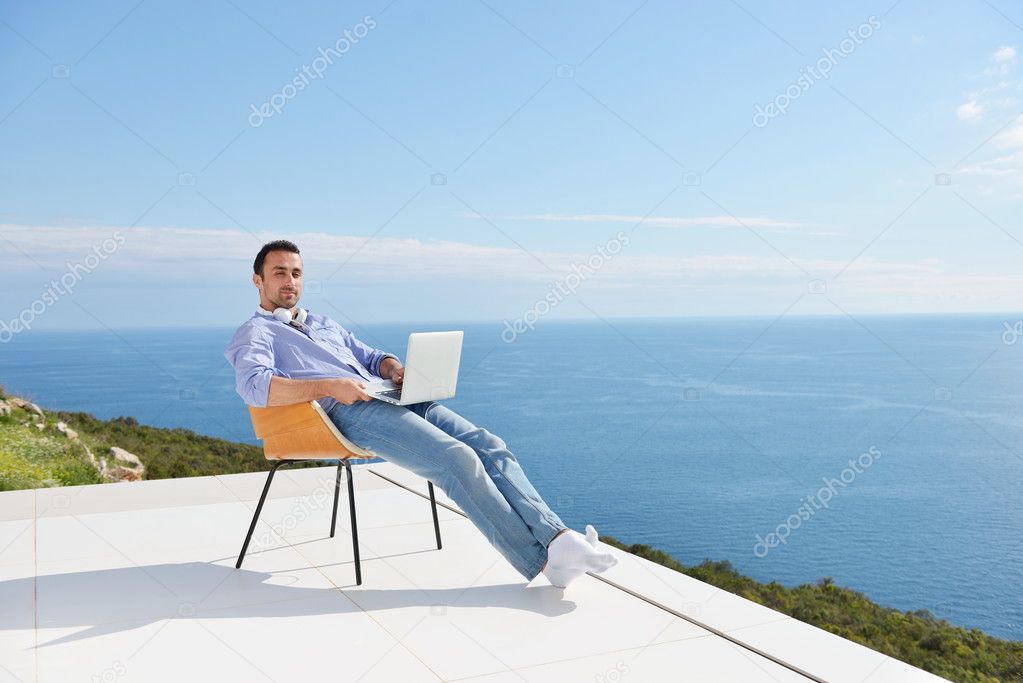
xmin=1 ymin=384 xmax=1020 ymax=682
xmin=0 ymin=384 xmax=280 ymax=489
xmin=601 ymin=537 xmax=1023 ymax=683
xmin=47 ymin=409 xmax=268 ymax=480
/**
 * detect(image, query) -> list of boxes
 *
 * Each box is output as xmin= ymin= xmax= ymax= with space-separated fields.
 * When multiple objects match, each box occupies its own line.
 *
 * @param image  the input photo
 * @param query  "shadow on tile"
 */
xmin=2 ymin=560 xmax=576 ymax=648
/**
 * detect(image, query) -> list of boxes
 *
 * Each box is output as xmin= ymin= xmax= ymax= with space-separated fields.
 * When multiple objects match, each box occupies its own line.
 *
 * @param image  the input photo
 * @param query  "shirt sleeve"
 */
xmin=224 ymin=325 xmax=284 ymax=407
xmin=333 ymin=322 xmax=399 ymax=378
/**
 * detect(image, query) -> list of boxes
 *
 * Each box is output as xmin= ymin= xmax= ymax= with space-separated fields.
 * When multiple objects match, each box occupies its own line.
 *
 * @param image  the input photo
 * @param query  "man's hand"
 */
xmin=324 ymin=377 xmax=371 ymax=405
xmin=379 ymin=357 xmax=404 ymax=385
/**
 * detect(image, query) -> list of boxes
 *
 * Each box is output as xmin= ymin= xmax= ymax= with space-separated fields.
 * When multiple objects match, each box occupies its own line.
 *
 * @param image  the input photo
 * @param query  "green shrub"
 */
xmin=0 ymin=448 xmax=49 ymax=491
xmin=0 ymin=400 xmax=312 ymax=490
xmin=52 ymin=409 xmax=271 ymax=480
xmin=601 ymin=536 xmax=1023 ymax=683
xmin=0 ymin=423 xmax=102 ymax=490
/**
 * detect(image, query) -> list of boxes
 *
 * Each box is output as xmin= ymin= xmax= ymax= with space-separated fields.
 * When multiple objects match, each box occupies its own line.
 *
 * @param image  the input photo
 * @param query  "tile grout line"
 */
xmin=23 ymin=466 xmax=826 ymax=680
xmin=366 ymin=467 xmax=829 ymax=683
xmin=269 ymin=468 xmax=451 ymax=682
xmin=208 ymin=468 xmax=446 ymax=682
xmin=441 ymin=631 xmax=715 ymax=682
xmin=203 ymin=470 xmax=404 ymax=675
xmin=33 ymin=488 xmax=38 ymax=683
xmin=585 ymin=574 xmax=826 ymax=682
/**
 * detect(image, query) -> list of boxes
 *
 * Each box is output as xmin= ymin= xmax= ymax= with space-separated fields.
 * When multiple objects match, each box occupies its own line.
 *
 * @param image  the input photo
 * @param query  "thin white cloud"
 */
xmin=957 ymin=117 xmax=1023 ymax=187
xmin=996 ymin=116 xmax=1023 ymax=149
xmin=955 ymin=47 xmax=1023 ymax=193
xmin=0 ymin=223 xmax=540 ymax=277
xmin=0 ymin=224 xmax=963 ymax=282
xmin=958 ymin=47 xmax=1018 ymax=121
xmin=983 ymin=46 xmax=1017 ymax=77
xmin=957 ymin=95 xmax=985 ymax=121
xmin=2 ymin=224 xmax=1021 ymax=315
xmin=466 ymin=212 xmax=829 ymax=233
xmin=993 ymin=45 xmax=1016 ymax=64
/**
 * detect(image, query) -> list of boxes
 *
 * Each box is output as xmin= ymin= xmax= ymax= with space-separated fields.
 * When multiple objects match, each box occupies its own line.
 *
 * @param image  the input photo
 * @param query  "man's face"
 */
xmin=254 ymin=250 xmax=303 ymax=310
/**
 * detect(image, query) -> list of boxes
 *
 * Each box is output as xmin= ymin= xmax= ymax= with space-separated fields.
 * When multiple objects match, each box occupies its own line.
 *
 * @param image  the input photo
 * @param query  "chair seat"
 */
xmin=247 ymin=400 xmax=374 ymax=460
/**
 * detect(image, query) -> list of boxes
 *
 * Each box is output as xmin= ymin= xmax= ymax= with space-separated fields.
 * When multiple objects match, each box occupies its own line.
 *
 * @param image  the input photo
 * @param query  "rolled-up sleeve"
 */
xmin=224 ymin=325 xmax=282 ymax=407
xmin=335 ymin=323 xmax=398 ymax=378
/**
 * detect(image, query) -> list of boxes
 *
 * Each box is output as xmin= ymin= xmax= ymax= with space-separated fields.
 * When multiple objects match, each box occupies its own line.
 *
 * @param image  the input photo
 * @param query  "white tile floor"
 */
xmin=0 ymin=462 xmax=950 ymax=683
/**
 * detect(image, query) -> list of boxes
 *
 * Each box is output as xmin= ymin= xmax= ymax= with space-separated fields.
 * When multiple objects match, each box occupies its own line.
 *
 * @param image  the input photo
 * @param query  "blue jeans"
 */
xmin=327 ymin=399 xmax=567 ymax=580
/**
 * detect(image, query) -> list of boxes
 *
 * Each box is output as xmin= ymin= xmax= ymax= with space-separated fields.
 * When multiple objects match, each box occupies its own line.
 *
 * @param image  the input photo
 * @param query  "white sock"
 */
xmin=542 ymin=524 xmax=618 ymax=588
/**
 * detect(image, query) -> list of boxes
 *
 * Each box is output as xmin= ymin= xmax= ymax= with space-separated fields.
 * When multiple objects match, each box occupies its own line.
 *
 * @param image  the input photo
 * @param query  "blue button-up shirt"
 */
xmin=224 ymin=307 xmax=398 ymax=413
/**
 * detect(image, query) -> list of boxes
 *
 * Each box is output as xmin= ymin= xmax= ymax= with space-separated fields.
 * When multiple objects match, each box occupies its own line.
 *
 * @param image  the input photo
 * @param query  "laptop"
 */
xmin=364 ymin=331 xmax=463 ymax=405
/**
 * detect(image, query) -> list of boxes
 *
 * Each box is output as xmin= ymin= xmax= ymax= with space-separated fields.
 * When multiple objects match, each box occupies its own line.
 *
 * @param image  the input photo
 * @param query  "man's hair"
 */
xmin=253 ymin=240 xmax=300 ymax=278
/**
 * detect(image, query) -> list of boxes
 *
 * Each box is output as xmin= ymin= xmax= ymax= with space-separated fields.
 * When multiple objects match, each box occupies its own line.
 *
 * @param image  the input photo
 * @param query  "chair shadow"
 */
xmin=2 ymin=557 xmax=576 ymax=648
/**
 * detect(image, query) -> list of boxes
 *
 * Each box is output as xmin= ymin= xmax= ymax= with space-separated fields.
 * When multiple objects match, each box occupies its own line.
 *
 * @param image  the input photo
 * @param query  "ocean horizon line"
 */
xmin=14 ymin=308 xmax=1023 ymax=334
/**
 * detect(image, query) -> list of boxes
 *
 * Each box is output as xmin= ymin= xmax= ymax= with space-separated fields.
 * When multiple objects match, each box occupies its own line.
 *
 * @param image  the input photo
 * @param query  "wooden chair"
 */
xmin=235 ymin=400 xmax=443 ymax=585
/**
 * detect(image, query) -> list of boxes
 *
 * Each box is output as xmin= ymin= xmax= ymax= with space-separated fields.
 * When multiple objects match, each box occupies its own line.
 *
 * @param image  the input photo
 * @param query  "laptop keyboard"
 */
xmin=376 ymin=389 xmax=402 ymax=400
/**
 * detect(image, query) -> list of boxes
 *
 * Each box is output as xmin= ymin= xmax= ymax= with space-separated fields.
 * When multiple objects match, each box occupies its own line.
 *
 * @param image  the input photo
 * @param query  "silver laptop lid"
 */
xmin=398 ymin=331 xmax=463 ymax=404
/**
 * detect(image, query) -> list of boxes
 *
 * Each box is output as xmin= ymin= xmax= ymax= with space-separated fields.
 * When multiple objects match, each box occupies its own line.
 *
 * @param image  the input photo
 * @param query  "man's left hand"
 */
xmin=391 ymin=366 xmax=405 ymax=385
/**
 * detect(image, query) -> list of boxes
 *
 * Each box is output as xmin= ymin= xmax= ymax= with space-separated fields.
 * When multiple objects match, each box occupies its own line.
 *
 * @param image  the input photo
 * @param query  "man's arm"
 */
xmin=267 ymin=375 xmax=371 ymax=406
xmin=225 ymin=325 xmax=371 ymax=407
xmin=331 ymin=322 xmax=400 ymax=379
xmin=225 ymin=326 xmax=278 ymax=407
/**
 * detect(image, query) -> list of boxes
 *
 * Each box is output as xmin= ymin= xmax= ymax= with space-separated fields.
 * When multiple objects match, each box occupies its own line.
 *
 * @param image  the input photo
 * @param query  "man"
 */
xmin=224 ymin=240 xmax=616 ymax=587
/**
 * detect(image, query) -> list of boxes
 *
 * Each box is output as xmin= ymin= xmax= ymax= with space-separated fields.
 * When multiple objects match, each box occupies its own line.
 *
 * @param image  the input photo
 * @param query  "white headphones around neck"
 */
xmin=274 ymin=307 xmax=308 ymax=325
xmin=257 ymin=306 xmax=308 ymax=326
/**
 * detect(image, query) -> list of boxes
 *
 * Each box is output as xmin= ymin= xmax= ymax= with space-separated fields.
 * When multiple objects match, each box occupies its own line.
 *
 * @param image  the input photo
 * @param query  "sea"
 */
xmin=1 ymin=314 xmax=1020 ymax=641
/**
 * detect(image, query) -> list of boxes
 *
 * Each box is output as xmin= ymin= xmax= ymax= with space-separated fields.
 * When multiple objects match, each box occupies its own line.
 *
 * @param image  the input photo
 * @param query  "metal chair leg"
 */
xmin=345 ymin=460 xmax=362 ymax=585
xmin=236 ymin=459 xmax=435 ymax=585
xmin=329 ymin=460 xmax=343 ymax=537
xmin=236 ymin=461 xmax=285 ymax=568
xmin=428 ymin=481 xmax=442 ymax=550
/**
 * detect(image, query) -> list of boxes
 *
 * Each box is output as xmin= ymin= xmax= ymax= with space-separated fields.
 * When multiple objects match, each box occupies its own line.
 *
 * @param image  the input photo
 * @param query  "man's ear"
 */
xmin=252 ymin=273 xmax=262 ymax=291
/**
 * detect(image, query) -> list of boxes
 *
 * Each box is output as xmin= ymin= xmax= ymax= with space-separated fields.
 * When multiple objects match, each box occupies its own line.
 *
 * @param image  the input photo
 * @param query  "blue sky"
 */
xmin=1 ymin=0 xmax=1022 ymax=330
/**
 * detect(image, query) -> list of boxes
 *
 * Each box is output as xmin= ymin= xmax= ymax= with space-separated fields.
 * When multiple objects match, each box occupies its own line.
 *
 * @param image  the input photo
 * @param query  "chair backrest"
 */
xmin=246 ymin=400 xmax=374 ymax=461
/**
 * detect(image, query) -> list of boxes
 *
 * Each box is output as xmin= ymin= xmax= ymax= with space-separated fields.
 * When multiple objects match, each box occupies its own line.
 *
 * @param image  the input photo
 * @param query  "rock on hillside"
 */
xmin=0 ymin=390 xmax=145 ymax=484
